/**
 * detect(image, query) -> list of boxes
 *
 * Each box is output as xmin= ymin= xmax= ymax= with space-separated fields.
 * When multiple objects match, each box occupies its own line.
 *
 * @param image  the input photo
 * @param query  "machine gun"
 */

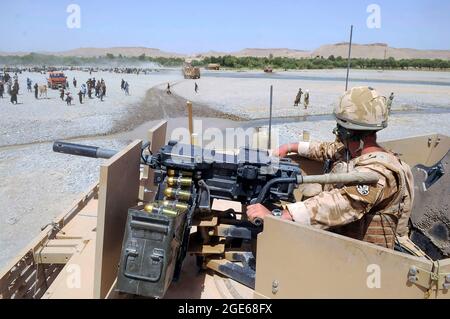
xmin=53 ymin=140 xmax=378 ymax=299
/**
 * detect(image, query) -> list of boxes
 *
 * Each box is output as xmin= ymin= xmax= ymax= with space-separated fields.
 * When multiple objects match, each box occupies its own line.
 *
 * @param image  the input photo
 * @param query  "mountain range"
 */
xmin=1 ymin=43 xmax=450 ymax=60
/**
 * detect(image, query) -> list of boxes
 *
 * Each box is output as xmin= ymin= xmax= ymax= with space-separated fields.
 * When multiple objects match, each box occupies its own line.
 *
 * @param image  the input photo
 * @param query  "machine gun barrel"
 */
xmin=53 ymin=141 xmax=118 ymax=159
xmin=298 ymin=171 xmax=379 ymax=185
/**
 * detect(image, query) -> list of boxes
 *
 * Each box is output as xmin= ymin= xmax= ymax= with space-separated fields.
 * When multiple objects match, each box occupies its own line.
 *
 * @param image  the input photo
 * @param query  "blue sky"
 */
xmin=0 ymin=0 xmax=449 ymax=53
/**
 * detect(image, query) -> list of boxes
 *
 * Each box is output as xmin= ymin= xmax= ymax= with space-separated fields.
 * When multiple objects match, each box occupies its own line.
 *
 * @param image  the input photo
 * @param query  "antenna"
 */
xmin=345 ymin=25 xmax=353 ymax=91
xmin=268 ymin=85 xmax=273 ymax=149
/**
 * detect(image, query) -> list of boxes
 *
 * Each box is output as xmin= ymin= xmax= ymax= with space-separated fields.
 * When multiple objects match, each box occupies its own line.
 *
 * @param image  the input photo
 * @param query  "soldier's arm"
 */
xmin=297 ymin=140 xmax=345 ymax=162
xmin=285 ymin=167 xmax=386 ymax=229
xmin=276 ymin=140 xmax=344 ymax=161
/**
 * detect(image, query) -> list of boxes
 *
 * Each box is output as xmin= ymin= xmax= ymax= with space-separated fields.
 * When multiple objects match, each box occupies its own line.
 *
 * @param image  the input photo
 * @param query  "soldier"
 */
xmin=303 ymin=89 xmax=310 ymax=109
xmin=294 ymin=88 xmax=303 ymax=106
xmin=387 ymin=92 xmax=394 ymax=114
xmin=34 ymin=83 xmax=39 ymax=99
xmin=247 ymin=86 xmax=414 ymax=250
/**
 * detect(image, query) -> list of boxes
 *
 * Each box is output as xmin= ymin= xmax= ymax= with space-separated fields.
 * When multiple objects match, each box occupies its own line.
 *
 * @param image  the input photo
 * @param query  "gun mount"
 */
xmin=52 ymin=140 xmax=379 ymax=299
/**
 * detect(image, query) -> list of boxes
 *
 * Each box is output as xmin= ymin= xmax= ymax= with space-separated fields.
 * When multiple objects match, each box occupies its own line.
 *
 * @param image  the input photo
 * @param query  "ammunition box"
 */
xmin=117 ymin=207 xmax=187 ymax=298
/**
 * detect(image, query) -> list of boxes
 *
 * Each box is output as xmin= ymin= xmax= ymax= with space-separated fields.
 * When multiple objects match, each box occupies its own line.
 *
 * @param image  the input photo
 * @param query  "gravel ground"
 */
xmin=0 ymin=70 xmax=183 ymax=147
xmin=0 ymin=138 xmax=130 ymax=268
xmin=173 ymin=70 xmax=450 ymax=119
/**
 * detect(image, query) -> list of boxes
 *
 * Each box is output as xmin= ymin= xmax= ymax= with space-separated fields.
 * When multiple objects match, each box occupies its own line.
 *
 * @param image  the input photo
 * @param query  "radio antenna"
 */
xmin=345 ymin=25 xmax=354 ymax=91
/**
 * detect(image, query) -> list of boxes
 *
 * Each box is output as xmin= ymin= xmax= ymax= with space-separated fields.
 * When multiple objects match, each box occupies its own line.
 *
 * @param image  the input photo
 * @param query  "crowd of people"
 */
xmin=0 ymin=71 xmax=130 ymax=106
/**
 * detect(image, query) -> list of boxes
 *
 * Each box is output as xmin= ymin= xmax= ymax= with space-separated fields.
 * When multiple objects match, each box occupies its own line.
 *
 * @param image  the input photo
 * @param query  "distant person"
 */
xmin=78 ymin=90 xmax=83 ymax=104
xmin=73 ymin=77 xmax=77 ymax=88
xmin=87 ymin=86 xmax=93 ymax=99
xmin=34 ymin=83 xmax=39 ymax=99
xmin=294 ymin=88 xmax=303 ymax=106
xmin=101 ymin=80 xmax=106 ymax=96
xmin=194 ymin=82 xmax=198 ymax=93
xmin=121 ymin=79 xmax=125 ymax=90
xmin=60 ymin=87 xmax=65 ymax=100
xmin=124 ymin=82 xmax=130 ymax=95
xmin=27 ymin=78 xmax=32 ymax=92
xmin=81 ymin=83 xmax=87 ymax=98
xmin=303 ymin=90 xmax=310 ymax=109
xmin=10 ymin=87 xmax=18 ymax=104
xmin=99 ymin=86 xmax=105 ymax=101
xmin=166 ymin=82 xmax=171 ymax=95
xmin=387 ymin=92 xmax=394 ymax=114
xmin=0 ymin=82 xmax=4 ymax=98
xmin=12 ymin=79 xmax=19 ymax=95
xmin=65 ymin=92 xmax=73 ymax=106
xmin=66 ymin=79 xmax=69 ymax=89
xmin=95 ymin=81 xmax=100 ymax=97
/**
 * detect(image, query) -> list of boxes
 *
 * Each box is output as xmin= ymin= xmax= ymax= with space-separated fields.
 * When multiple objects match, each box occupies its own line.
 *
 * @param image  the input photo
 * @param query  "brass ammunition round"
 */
xmin=159 ymin=207 xmax=179 ymax=217
xmin=164 ymin=187 xmax=191 ymax=201
xmin=167 ymin=169 xmax=193 ymax=177
xmin=162 ymin=200 xmax=189 ymax=212
xmin=167 ymin=169 xmax=177 ymax=177
xmin=144 ymin=203 xmax=155 ymax=213
xmin=167 ymin=176 xmax=193 ymax=187
xmin=143 ymin=203 xmax=179 ymax=217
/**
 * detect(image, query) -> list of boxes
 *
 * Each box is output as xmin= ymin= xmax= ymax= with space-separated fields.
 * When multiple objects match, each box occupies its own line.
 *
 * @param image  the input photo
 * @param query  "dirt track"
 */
xmin=114 ymin=86 xmax=245 ymax=133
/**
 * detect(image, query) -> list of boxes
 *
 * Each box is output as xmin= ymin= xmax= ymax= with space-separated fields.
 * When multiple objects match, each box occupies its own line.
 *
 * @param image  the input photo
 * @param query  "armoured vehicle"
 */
xmin=1 ymin=126 xmax=449 ymax=299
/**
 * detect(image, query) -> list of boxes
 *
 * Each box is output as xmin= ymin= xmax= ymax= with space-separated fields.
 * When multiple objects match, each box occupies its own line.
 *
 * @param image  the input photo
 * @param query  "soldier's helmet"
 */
xmin=334 ymin=86 xmax=388 ymax=131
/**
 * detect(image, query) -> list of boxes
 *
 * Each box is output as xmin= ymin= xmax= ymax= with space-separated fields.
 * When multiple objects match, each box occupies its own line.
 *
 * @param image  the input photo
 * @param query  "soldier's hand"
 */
xmin=246 ymin=204 xmax=271 ymax=222
xmin=273 ymin=143 xmax=298 ymax=158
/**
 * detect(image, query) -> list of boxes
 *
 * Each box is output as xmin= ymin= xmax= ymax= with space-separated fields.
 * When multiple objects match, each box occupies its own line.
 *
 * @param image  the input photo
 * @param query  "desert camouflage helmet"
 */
xmin=334 ymin=86 xmax=388 ymax=131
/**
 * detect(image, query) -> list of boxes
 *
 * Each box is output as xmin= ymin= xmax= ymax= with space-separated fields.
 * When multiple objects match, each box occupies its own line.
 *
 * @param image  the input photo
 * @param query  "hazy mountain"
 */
xmin=1 ymin=44 xmax=449 ymax=60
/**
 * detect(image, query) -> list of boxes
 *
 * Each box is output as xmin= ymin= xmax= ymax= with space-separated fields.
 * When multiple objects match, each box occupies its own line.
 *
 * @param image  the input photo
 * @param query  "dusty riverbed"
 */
xmin=1 ymin=68 xmax=450 ymax=268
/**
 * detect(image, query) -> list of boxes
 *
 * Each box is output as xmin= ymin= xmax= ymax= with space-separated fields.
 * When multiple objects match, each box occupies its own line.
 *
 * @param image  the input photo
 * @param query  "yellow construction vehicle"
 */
xmin=183 ymin=61 xmax=200 ymax=79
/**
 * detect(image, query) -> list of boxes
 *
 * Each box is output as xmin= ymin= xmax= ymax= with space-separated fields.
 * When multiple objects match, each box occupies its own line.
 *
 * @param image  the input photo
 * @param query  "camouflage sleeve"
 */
xmin=297 ymin=140 xmax=344 ymax=162
xmin=286 ymin=167 xmax=385 ymax=229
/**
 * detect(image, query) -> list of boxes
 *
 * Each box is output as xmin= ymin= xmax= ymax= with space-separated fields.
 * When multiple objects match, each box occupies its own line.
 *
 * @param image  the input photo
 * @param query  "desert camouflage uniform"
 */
xmin=286 ymin=140 xmax=414 ymax=248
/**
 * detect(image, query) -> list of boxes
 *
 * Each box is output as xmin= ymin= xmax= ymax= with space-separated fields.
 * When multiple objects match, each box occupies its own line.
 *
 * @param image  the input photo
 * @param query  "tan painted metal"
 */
xmin=2 ymin=134 xmax=449 ymax=299
xmin=254 ymin=215 xmax=448 ymax=299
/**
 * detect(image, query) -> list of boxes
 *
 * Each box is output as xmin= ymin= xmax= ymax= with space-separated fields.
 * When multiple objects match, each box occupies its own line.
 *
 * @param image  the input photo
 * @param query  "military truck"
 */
xmin=183 ymin=62 xmax=201 ymax=79
xmin=1 ymin=123 xmax=449 ymax=299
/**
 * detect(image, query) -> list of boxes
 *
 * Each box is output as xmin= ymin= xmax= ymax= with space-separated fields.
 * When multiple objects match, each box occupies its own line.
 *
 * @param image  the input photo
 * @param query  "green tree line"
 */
xmin=1 ymin=53 xmax=449 ymax=70
xmin=192 ymin=55 xmax=450 ymax=70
